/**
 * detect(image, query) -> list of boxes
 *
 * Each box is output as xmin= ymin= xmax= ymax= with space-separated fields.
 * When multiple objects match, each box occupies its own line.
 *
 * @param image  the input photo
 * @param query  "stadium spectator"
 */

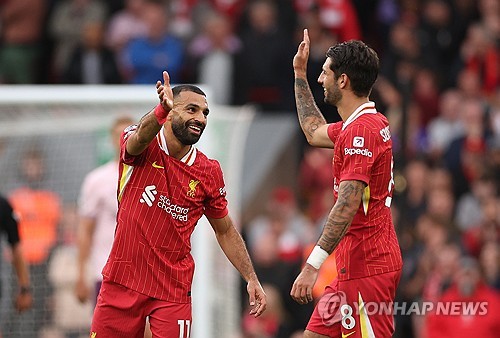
xmin=62 ymin=22 xmax=122 ymax=84
xmin=90 ymin=71 xmax=266 ymax=336
xmin=7 ymin=148 xmax=61 ymax=338
xmin=425 ymin=257 xmax=500 ymax=338
xmin=233 ymin=0 xmax=295 ymax=111
xmin=456 ymin=174 xmax=497 ymax=231
xmin=395 ymin=158 xmax=429 ymax=230
xmin=48 ymin=0 xmax=108 ymax=81
xmin=444 ymin=98 xmax=490 ymax=197
xmin=417 ymin=0 xmax=465 ymax=87
xmin=411 ymin=67 xmax=441 ymax=129
xmin=455 ymin=22 xmax=499 ymax=97
xmin=105 ymin=0 xmax=148 ymax=53
xmin=426 ymin=89 xmax=465 ymax=161
xmin=462 ymin=195 xmax=500 ymax=258
xmin=0 ymin=194 xmax=32 ymax=338
xmin=291 ymin=32 xmax=402 ymax=337
xmin=187 ymin=11 xmax=242 ymax=105
xmin=121 ymin=2 xmax=184 ymax=84
xmin=480 ymin=241 xmax=500 ymax=290
xmin=0 ymin=0 xmax=46 ymax=84
xmin=294 ymin=0 xmax=361 ymax=42
xmin=298 ymin=147 xmax=334 ymax=225
xmin=246 ymin=186 xmax=312 ymax=263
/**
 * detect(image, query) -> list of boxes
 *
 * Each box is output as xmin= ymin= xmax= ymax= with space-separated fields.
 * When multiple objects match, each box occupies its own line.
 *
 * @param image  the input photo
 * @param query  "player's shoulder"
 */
xmin=194 ymin=149 xmax=223 ymax=171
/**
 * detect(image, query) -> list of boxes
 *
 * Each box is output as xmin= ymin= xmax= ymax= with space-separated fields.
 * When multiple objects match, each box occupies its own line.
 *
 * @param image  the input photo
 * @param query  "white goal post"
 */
xmin=0 ymin=85 xmax=255 ymax=338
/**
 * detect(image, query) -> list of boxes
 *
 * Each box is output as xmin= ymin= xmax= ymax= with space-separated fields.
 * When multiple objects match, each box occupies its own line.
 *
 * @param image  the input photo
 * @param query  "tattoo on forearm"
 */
xmin=295 ymin=78 xmax=326 ymax=139
xmin=318 ymin=181 xmax=365 ymax=253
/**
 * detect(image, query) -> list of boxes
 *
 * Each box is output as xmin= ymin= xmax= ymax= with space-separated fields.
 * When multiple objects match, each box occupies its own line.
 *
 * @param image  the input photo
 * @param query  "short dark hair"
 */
xmin=172 ymin=84 xmax=206 ymax=98
xmin=326 ymin=40 xmax=379 ymax=97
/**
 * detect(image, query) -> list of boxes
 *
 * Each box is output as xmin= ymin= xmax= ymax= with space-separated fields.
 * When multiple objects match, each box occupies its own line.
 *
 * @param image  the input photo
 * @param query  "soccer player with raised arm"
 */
xmin=90 ymin=71 xmax=266 ymax=337
xmin=290 ymin=30 xmax=403 ymax=338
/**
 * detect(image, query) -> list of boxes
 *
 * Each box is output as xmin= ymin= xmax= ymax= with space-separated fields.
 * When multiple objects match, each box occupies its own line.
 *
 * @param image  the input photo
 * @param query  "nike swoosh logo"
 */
xmin=152 ymin=161 xmax=164 ymax=169
xmin=342 ymin=332 xmax=355 ymax=338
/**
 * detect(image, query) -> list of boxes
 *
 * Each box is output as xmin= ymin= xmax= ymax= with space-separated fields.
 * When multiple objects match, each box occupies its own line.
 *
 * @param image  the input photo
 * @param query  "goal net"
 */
xmin=0 ymin=85 xmax=254 ymax=338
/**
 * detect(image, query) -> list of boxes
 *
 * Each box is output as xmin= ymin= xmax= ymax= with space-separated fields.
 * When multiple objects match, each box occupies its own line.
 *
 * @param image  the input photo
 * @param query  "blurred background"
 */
xmin=0 ymin=0 xmax=499 ymax=337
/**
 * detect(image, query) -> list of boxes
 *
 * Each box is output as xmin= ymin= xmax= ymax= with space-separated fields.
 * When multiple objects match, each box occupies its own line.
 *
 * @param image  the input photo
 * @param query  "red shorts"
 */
xmin=91 ymin=279 xmax=192 ymax=338
xmin=307 ymin=270 xmax=401 ymax=338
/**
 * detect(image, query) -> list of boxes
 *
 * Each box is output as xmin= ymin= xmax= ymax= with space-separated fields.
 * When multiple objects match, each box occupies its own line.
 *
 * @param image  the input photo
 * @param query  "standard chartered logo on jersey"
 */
xmin=139 ymin=185 xmax=190 ymax=221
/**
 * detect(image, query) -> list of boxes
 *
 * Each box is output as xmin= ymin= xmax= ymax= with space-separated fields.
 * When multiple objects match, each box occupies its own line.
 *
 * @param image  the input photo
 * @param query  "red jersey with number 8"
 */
xmin=327 ymin=102 xmax=402 ymax=281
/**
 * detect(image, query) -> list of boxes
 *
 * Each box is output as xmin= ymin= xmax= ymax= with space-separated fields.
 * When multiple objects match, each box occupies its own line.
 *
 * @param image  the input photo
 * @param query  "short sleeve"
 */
xmin=203 ymin=161 xmax=229 ymax=219
xmin=339 ymin=124 xmax=380 ymax=185
xmin=327 ymin=122 xmax=343 ymax=144
xmin=120 ymin=124 xmax=147 ymax=165
xmin=78 ymin=172 xmax=99 ymax=219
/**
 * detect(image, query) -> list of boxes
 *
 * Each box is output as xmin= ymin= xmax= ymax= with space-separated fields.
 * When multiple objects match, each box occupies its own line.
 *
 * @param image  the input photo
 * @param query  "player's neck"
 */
xmin=337 ymin=96 xmax=370 ymax=122
xmin=163 ymin=127 xmax=192 ymax=160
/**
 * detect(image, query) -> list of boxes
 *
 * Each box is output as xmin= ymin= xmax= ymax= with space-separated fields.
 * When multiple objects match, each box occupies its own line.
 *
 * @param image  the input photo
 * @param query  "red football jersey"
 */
xmin=102 ymin=125 xmax=228 ymax=302
xmin=327 ymin=102 xmax=402 ymax=280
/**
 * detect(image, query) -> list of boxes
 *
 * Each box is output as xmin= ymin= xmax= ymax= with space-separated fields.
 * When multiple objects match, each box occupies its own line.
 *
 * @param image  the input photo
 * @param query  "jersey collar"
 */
xmin=157 ymin=126 xmax=197 ymax=166
xmin=342 ymin=101 xmax=377 ymax=131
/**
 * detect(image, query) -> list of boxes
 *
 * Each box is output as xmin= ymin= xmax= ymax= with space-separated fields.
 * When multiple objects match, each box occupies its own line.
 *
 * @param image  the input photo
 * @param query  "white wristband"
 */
xmin=306 ymin=245 xmax=329 ymax=269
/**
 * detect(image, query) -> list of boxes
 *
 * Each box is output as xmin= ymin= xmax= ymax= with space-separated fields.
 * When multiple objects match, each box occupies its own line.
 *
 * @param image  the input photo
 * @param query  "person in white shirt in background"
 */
xmin=75 ymin=115 xmax=134 ymax=305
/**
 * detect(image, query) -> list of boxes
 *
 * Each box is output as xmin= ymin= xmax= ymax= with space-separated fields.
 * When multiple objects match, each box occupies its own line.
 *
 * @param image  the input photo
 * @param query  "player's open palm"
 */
xmin=156 ymin=71 xmax=173 ymax=112
xmin=247 ymin=279 xmax=267 ymax=317
xmin=293 ymin=29 xmax=310 ymax=77
xmin=291 ymin=264 xmax=318 ymax=304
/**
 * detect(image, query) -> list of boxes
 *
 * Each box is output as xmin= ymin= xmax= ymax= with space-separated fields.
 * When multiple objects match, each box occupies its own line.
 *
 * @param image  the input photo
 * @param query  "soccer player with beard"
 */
xmin=290 ymin=30 xmax=403 ymax=338
xmin=91 ymin=71 xmax=266 ymax=337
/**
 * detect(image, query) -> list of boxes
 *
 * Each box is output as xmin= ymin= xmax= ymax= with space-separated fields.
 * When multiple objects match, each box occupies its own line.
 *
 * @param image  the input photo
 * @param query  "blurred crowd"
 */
xmin=0 ymin=0 xmax=499 ymax=338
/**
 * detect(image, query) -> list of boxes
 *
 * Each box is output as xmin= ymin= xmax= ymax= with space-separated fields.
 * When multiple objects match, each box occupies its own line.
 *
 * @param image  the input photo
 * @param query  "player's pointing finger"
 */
xmin=163 ymin=71 xmax=170 ymax=86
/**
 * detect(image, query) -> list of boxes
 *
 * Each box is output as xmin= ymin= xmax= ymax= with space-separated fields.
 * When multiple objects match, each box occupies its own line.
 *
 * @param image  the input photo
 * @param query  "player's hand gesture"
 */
xmin=156 ymin=71 xmax=173 ymax=112
xmin=293 ymin=29 xmax=310 ymax=78
xmin=247 ymin=278 xmax=267 ymax=317
xmin=291 ymin=263 xmax=318 ymax=304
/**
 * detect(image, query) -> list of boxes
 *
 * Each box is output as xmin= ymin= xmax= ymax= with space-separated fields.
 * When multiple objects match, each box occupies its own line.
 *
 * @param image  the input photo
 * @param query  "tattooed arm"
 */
xmin=290 ymin=179 xmax=365 ymax=304
xmin=293 ymin=29 xmax=334 ymax=148
xmin=318 ymin=180 xmax=366 ymax=253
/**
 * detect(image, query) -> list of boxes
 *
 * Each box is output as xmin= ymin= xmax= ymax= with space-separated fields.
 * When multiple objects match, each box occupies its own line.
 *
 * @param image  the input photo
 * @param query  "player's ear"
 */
xmin=338 ymin=74 xmax=348 ymax=89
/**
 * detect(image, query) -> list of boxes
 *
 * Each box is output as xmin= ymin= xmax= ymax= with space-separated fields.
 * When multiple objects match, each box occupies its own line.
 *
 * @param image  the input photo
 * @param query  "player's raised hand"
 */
xmin=156 ymin=71 xmax=173 ymax=112
xmin=293 ymin=29 xmax=310 ymax=77
xmin=291 ymin=263 xmax=318 ymax=304
xmin=247 ymin=279 xmax=267 ymax=317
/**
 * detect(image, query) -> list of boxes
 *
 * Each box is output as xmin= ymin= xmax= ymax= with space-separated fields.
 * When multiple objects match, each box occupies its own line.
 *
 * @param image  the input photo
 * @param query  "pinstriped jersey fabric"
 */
xmin=327 ymin=103 xmax=402 ymax=281
xmin=102 ymin=126 xmax=228 ymax=302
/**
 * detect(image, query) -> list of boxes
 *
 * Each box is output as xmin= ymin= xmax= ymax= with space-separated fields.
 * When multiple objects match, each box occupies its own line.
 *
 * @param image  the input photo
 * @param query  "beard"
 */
xmin=171 ymin=118 xmax=204 ymax=145
xmin=324 ymin=82 xmax=342 ymax=106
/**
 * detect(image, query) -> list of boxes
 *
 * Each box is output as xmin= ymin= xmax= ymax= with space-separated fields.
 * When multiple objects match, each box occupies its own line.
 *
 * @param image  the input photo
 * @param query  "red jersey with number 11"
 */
xmin=102 ymin=125 xmax=228 ymax=303
xmin=327 ymin=102 xmax=402 ymax=281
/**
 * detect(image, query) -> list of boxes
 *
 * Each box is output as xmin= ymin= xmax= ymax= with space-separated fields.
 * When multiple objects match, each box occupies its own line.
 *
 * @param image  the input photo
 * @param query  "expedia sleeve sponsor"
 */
xmin=158 ymin=195 xmax=189 ymax=221
xmin=344 ymin=147 xmax=373 ymax=157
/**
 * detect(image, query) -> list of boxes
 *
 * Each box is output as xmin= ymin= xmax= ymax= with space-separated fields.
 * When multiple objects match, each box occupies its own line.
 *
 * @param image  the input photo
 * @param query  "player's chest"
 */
xmin=132 ymin=156 xmax=209 ymax=207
